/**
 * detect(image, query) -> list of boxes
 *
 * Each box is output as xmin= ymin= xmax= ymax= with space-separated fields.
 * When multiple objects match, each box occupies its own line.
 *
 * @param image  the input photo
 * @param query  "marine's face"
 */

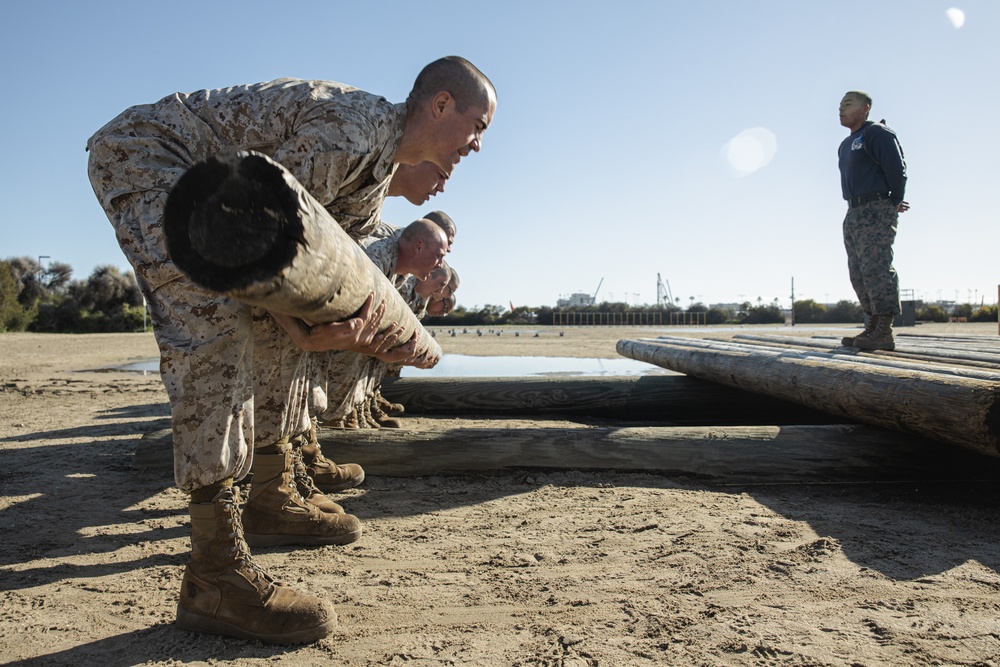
xmin=431 ymin=92 xmax=495 ymax=175
xmin=394 ymin=162 xmax=448 ymax=205
xmin=426 ymin=298 xmax=446 ymax=316
xmin=839 ymin=94 xmax=869 ymax=131
xmin=412 ymin=235 xmax=448 ymax=281
xmin=428 ymin=270 xmax=450 ymax=294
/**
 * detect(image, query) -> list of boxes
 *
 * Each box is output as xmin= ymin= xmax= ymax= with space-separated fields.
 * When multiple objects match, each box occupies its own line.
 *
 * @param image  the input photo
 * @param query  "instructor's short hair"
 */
xmin=845 ymin=90 xmax=872 ymax=106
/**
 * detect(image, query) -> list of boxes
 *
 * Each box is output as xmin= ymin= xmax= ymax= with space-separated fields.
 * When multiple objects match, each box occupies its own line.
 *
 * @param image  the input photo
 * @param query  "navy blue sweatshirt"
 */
xmin=838 ymin=120 xmax=907 ymax=205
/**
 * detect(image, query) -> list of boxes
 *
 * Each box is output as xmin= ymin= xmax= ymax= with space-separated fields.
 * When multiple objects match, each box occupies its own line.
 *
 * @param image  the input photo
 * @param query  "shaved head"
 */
xmin=423 ymin=210 xmax=456 ymax=247
xmin=408 ymin=56 xmax=496 ymax=113
xmin=397 ymin=218 xmax=449 ymax=280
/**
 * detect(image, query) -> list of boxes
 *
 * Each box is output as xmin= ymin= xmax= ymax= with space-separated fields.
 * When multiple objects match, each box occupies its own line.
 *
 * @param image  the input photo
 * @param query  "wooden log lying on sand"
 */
xmin=137 ymin=421 xmax=1000 ymax=483
xmin=617 ymin=336 xmax=1000 ymax=458
xmin=316 ymin=423 xmax=1000 ymax=482
xmin=163 ymin=150 xmax=440 ymax=359
xmin=379 ymin=376 xmax=839 ymax=425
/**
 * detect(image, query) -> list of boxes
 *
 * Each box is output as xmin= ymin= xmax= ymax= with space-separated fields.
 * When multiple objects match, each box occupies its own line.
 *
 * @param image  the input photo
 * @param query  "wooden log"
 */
xmin=378 ymin=376 xmax=839 ymax=425
xmin=710 ymin=335 xmax=1000 ymax=380
xmin=163 ymin=150 xmax=440 ymax=359
xmin=617 ymin=337 xmax=1000 ymax=458
xmin=733 ymin=333 xmax=1000 ymax=370
xmin=315 ymin=423 xmax=1000 ymax=482
xmin=644 ymin=334 xmax=1000 ymax=382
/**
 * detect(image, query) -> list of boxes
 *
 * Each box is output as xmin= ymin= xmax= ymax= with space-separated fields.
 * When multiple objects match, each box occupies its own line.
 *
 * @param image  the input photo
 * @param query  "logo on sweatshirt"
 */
xmin=851 ymin=135 xmax=865 ymax=151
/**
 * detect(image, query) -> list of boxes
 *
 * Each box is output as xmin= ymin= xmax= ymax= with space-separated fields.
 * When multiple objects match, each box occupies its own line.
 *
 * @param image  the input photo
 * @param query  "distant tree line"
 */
xmin=792 ymin=298 xmax=997 ymax=324
xmin=1 ymin=257 xmax=145 ymax=333
xmin=5 ymin=257 xmax=995 ymax=333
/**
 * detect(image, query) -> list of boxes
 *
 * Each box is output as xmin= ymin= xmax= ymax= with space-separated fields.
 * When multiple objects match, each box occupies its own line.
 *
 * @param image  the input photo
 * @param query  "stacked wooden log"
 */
xmin=378 ymin=375 xmax=838 ymax=424
xmin=617 ymin=333 xmax=1000 ymax=458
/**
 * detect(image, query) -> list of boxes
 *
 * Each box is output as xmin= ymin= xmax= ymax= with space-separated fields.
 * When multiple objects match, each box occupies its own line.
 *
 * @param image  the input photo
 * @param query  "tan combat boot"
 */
xmin=343 ymin=408 xmax=360 ymax=429
xmin=369 ymin=399 xmax=401 ymax=428
xmin=853 ymin=314 xmax=896 ymax=351
xmin=299 ymin=423 xmax=366 ymax=493
xmin=375 ymin=388 xmax=405 ymax=416
xmin=360 ymin=399 xmax=380 ymax=429
xmin=242 ymin=447 xmax=362 ymax=547
xmin=290 ymin=445 xmax=345 ymax=514
xmin=176 ymin=486 xmax=336 ymax=644
xmin=841 ymin=315 xmax=875 ymax=347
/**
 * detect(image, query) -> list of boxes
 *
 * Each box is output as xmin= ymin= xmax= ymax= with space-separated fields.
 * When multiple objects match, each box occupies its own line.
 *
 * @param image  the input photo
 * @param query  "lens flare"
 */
xmin=946 ymin=7 xmax=965 ymax=29
xmin=722 ymin=127 xmax=777 ymax=176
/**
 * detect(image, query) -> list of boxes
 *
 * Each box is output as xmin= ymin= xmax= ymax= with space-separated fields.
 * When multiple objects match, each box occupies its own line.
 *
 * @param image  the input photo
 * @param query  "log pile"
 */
xmin=617 ymin=333 xmax=1000 ymax=458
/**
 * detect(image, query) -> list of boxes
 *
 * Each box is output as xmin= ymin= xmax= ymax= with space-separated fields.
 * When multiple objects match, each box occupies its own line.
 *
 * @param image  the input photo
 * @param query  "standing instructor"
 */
xmin=837 ymin=90 xmax=908 ymax=351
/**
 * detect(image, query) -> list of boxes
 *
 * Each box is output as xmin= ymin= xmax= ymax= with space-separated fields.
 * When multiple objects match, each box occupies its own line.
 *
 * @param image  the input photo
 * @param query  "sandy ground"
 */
xmin=2 ymin=324 xmax=1000 ymax=666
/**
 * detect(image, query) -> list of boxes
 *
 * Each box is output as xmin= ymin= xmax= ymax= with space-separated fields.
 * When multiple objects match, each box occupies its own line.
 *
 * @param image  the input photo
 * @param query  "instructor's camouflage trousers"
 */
xmin=842 ymin=198 xmax=900 ymax=316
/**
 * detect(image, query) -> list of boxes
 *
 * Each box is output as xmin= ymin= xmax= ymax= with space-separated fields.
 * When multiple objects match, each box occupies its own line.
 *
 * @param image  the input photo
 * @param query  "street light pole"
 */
xmin=37 ymin=255 xmax=50 ymax=286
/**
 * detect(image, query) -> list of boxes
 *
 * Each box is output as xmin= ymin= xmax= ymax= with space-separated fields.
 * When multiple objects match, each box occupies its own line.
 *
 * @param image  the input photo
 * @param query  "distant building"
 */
xmin=557 ymin=293 xmax=597 ymax=308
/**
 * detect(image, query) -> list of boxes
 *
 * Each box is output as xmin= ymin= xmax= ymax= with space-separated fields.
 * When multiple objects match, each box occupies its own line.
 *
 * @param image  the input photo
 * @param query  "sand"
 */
xmin=2 ymin=324 xmax=1000 ymax=666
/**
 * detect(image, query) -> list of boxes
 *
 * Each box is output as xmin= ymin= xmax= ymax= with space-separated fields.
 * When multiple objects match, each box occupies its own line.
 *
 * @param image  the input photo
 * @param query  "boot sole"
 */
xmin=176 ymin=605 xmax=336 ymax=645
xmin=244 ymin=527 xmax=362 ymax=547
xmin=855 ymin=343 xmax=896 ymax=351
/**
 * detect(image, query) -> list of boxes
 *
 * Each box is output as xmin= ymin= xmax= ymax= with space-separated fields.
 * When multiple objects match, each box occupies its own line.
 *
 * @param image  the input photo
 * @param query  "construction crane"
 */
xmin=656 ymin=273 xmax=674 ymax=307
xmin=592 ymin=277 xmax=604 ymax=303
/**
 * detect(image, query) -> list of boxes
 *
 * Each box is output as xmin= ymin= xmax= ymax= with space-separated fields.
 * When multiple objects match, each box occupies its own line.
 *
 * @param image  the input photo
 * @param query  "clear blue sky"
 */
xmin=2 ymin=1 xmax=996 ymax=311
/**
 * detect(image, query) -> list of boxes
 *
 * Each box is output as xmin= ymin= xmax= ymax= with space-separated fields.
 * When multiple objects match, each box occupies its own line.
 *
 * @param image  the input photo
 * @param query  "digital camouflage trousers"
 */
xmin=842 ymin=198 xmax=901 ymax=316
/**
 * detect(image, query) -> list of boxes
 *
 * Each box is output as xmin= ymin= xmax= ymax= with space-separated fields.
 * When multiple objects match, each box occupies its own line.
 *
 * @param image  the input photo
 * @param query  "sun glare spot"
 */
xmin=722 ymin=128 xmax=777 ymax=177
xmin=946 ymin=7 xmax=965 ymax=29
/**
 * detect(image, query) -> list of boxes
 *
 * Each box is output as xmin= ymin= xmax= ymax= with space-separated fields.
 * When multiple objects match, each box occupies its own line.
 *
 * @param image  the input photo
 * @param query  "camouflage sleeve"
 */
xmin=363 ymin=237 xmax=398 ymax=279
xmin=271 ymin=112 xmax=374 ymax=208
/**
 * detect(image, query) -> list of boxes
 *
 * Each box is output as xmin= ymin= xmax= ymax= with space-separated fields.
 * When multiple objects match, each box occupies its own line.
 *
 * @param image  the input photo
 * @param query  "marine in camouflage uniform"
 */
xmin=837 ymin=90 xmax=909 ymax=350
xmin=87 ymin=78 xmax=404 ymax=490
xmin=320 ymin=223 xmax=446 ymax=427
xmin=85 ymin=56 xmax=498 ymax=645
xmin=320 ymin=227 xmax=410 ymax=426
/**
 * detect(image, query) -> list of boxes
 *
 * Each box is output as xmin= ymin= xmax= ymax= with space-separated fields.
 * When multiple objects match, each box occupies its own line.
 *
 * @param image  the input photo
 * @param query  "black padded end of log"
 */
xmin=164 ymin=153 xmax=306 ymax=293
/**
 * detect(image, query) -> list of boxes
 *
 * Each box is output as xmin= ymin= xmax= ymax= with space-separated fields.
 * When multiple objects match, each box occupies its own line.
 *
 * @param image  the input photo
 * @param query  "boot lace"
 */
xmin=290 ymin=448 xmax=324 ymax=499
xmin=219 ymin=487 xmax=274 ymax=587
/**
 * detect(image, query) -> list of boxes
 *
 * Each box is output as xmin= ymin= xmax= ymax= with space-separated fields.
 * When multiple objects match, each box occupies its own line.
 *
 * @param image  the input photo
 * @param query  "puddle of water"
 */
xmin=401 ymin=355 xmax=675 ymax=378
xmin=111 ymin=355 xmax=673 ymax=378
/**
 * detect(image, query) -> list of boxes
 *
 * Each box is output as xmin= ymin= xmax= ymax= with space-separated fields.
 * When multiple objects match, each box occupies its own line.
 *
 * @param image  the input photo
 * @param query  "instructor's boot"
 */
xmin=176 ymin=486 xmax=336 ymax=644
xmin=299 ymin=425 xmax=366 ymax=493
xmin=841 ymin=315 xmax=875 ymax=347
xmin=853 ymin=314 xmax=896 ymax=351
xmin=242 ymin=447 xmax=362 ymax=547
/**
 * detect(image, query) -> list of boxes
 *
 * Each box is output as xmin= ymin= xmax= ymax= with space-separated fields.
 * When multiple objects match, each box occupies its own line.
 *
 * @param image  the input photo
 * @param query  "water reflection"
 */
xmin=112 ymin=354 xmax=672 ymax=378
xmin=402 ymin=355 xmax=674 ymax=378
